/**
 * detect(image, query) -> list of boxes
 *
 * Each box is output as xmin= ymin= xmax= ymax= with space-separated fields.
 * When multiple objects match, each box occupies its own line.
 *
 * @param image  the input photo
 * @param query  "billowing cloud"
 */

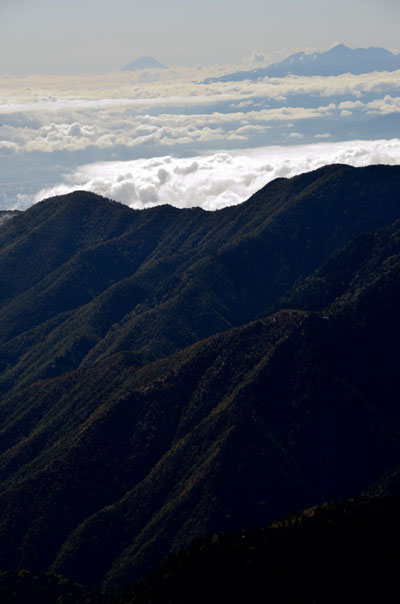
xmin=2 ymin=67 xmax=400 ymax=108
xmin=0 ymin=101 xmax=339 ymax=154
xmin=0 ymin=67 xmax=399 ymax=159
xmin=0 ymin=140 xmax=18 ymax=154
xmin=1 ymin=92 xmax=398 ymax=156
xmin=24 ymin=138 xmax=400 ymax=211
xmin=1 ymin=67 xmax=400 ymax=208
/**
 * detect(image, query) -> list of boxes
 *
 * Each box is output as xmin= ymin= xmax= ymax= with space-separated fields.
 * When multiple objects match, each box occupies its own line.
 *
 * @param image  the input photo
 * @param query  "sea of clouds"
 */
xmin=1 ymin=64 xmax=400 ymax=209
xmin=1 ymin=69 xmax=400 ymax=156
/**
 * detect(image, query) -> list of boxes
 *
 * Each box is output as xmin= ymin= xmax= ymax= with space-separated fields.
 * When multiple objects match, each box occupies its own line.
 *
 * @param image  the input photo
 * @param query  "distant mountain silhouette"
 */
xmin=205 ymin=44 xmax=400 ymax=82
xmin=121 ymin=56 xmax=166 ymax=71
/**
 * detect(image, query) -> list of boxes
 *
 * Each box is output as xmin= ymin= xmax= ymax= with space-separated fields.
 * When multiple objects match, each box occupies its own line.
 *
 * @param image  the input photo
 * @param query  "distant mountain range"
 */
xmin=121 ymin=56 xmax=166 ymax=71
xmin=205 ymin=44 xmax=400 ymax=82
xmin=1 ymin=164 xmax=400 ymax=594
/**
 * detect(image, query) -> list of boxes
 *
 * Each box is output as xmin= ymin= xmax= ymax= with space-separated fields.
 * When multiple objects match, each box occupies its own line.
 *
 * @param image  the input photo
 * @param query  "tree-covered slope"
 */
xmin=1 ymin=165 xmax=400 ymax=589
xmin=0 ymin=570 xmax=106 ymax=604
xmin=1 ymin=232 xmax=400 ymax=586
xmin=2 ymin=497 xmax=399 ymax=604
xmin=125 ymin=497 xmax=400 ymax=604
xmin=1 ymin=164 xmax=400 ymax=399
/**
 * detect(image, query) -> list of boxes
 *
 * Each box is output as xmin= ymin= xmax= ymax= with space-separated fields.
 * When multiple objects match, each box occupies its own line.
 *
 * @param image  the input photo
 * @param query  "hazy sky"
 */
xmin=1 ymin=0 xmax=400 ymax=73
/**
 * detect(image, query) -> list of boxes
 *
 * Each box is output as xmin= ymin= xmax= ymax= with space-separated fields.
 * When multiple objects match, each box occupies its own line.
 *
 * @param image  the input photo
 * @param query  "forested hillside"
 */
xmin=0 ymin=164 xmax=400 ymax=592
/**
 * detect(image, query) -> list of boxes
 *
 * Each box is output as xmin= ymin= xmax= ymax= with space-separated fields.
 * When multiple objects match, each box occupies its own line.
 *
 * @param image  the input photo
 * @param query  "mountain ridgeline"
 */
xmin=125 ymin=498 xmax=400 ymax=604
xmin=204 ymin=43 xmax=400 ymax=83
xmin=1 ymin=164 xmax=400 ymax=593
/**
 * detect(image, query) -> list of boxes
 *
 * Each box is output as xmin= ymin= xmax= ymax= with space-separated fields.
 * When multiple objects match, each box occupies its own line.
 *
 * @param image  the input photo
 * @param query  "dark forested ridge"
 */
xmin=1 ymin=164 xmax=400 ymax=398
xmin=2 ymin=498 xmax=399 ymax=603
xmin=1 ymin=164 xmax=400 ymax=595
xmin=124 ymin=497 xmax=400 ymax=604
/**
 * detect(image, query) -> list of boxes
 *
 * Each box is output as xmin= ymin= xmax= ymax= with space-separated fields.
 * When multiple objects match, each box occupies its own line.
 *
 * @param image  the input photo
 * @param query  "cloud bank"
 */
xmin=1 ymin=67 xmax=400 ymax=209
xmin=29 ymin=138 xmax=400 ymax=211
xmin=1 ymin=69 xmax=400 ymax=155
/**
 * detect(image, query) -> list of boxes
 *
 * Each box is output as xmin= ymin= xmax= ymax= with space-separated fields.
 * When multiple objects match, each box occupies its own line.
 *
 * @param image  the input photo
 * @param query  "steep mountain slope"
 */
xmin=1 ymin=165 xmax=400 ymax=589
xmin=126 ymin=498 xmax=400 ymax=604
xmin=1 ymin=165 xmax=400 ymax=401
xmin=2 ymin=498 xmax=399 ymax=604
xmin=1 ymin=214 xmax=400 ymax=585
xmin=0 ymin=570 xmax=105 ymax=604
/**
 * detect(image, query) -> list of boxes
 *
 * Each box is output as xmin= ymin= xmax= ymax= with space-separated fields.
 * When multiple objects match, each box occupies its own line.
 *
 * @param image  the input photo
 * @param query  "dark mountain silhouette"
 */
xmin=127 ymin=498 xmax=400 ymax=604
xmin=205 ymin=44 xmax=400 ymax=83
xmin=121 ymin=57 xmax=166 ymax=71
xmin=2 ymin=498 xmax=399 ymax=603
xmin=1 ymin=165 xmax=400 ymax=401
xmin=0 ymin=570 xmax=106 ymax=604
xmin=0 ymin=165 xmax=400 ymax=592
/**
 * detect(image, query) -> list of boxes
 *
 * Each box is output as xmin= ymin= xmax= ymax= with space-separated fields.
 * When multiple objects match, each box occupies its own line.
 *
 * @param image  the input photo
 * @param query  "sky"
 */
xmin=1 ymin=0 xmax=399 ymax=74
xmin=0 ymin=0 xmax=399 ymax=211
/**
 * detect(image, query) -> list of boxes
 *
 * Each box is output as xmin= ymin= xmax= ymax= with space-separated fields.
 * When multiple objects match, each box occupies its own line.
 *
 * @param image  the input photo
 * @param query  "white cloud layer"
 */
xmin=0 ymin=69 xmax=400 ymax=155
xmin=2 ymin=67 xmax=400 ymax=209
xmin=0 ymin=93 xmax=399 ymax=156
xmin=27 ymin=138 xmax=400 ymax=211
xmin=1 ymin=67 xmax=400 ymax=107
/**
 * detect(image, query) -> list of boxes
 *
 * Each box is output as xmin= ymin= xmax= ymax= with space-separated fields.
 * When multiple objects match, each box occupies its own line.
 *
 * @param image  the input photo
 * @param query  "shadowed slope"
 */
xmin=1 ymin=164 xmax=400 ymax=399
xmin=126 ymin=498 xmax=400 ymax=604
xmin=0 ymin=166 xmax=400 ymax=587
